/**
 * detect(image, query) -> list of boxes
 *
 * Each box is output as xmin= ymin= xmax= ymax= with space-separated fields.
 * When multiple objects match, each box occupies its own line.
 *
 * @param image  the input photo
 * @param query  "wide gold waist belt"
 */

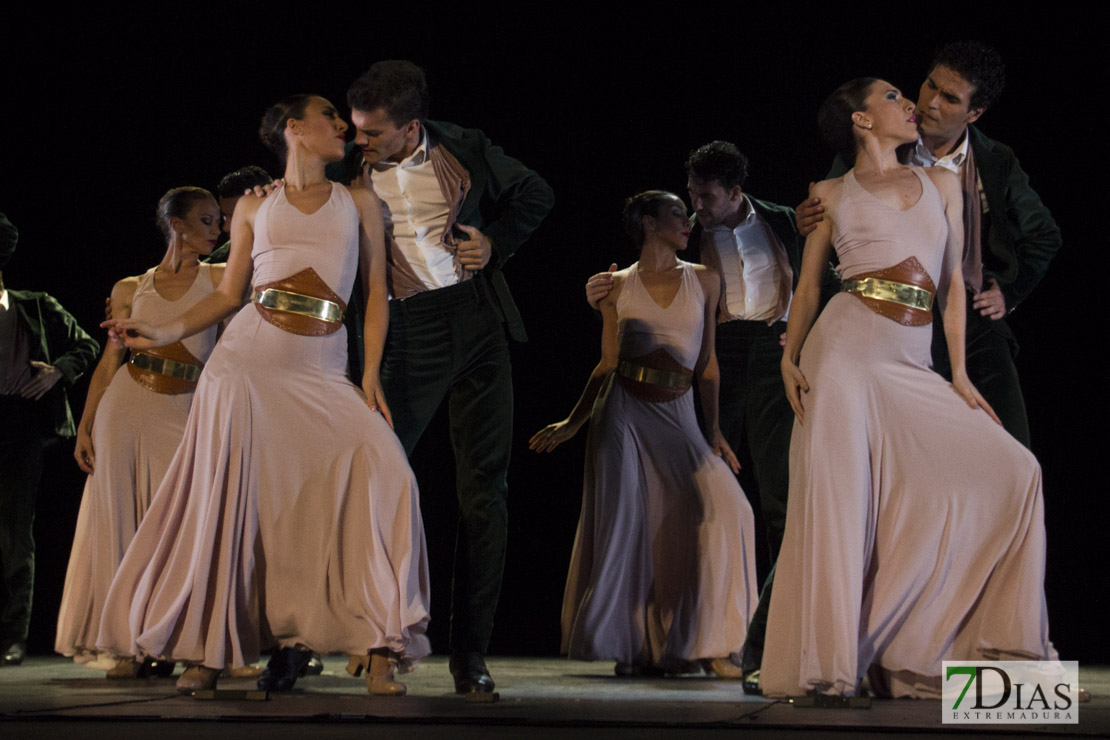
xmin=842 ymin=277 xmax=934 ymax=313
xmin=616 ymin=360 xmax=693 ymax=390
xmin=129 ymin=352 xmax=202 ymax=382
xmin=251 ymin=288 xmax=343 ymax=323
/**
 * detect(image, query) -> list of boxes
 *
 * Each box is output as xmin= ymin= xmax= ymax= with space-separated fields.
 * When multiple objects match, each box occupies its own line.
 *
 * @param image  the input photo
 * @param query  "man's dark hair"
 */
xmin=347 ymin=60 xmax=429 ymax=126
xmin=685 ymin=141 xmax=750 ymax=191
xmin=217 ymin=166 xmax=273 ymax=199
xmin=929 ymin=41 xmax=1006 ymax=111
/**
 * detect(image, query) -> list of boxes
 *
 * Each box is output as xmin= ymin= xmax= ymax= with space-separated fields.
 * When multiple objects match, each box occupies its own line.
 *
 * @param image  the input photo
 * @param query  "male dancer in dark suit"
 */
xmin=587 ymin=142 xmax=833 ymax=692
xmin=0 ymin=213 xmax=99 ymax=665
xmin=328 ymin=61 xmax=554 ymax=694
xmin=799 ymin=41 xmax=1060 ymax=448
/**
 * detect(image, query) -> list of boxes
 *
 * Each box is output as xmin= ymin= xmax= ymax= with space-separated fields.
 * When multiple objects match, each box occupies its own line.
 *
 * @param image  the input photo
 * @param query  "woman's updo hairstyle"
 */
xmin=155 ymin=186 xmax=216 ymax=240
xmin=259 ymin=94 xmax=314 ymax=162
xmin=622 ymin=190 xmax=678 ymax=248
xmin=817 ymin=77 xmax=879 ymax=165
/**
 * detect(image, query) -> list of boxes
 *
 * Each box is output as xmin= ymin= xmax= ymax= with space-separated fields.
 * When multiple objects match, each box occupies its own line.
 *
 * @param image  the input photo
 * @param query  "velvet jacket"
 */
xmin=4 ymin=290 xmax=99 ymax=438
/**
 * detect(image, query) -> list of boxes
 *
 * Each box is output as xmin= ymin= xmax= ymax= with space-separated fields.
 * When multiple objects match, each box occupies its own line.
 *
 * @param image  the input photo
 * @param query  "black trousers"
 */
xmin=0 ymin=398 xmax=46 ymax=647
xmin=714 ymin=320 xmax=793 ymax=668
xmin=381 ymin=279 xmax=512 ymax=655
xmin=931 ymin=299 xmax=1031 ymax=448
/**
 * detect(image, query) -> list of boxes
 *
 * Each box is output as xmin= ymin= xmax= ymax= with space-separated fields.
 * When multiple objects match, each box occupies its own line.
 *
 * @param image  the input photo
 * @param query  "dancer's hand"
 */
xmin=18 ymin=361 xmax=62 ymax=400
xmin=529 ymin=420 xmax=577 ymax=453
xmin=972 ymin=278 xmax=1007 ymax=320
xmin=585 ymin=264 xmax=618 ymax=310
xmin=75 ymin=428 xmax=95 ymax=474
xmin=19 ymin=361 xmax=62 ymax=400
xmin=456 ymin=225 xmax=493 ymax=271
xmin=362 ymin=377 xmax=394 ymax=429
xmin=99 ymin=318 xmax=170 ymax=351
xmin=796 ymin=185 xmax=824 ymax=236
xmin=951 ymin=371 xmax=1002 ymax=425
xmin=710 ymin=432 xmax=741 ymax=474
xmin=781 ymin=359 xmax=810 ymax=424
xmin=247 ymin=180 xmax=284 ymax=199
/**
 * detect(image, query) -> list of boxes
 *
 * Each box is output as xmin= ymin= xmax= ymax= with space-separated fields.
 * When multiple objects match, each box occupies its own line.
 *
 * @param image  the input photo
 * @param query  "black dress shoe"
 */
xmin=449 ymin=651 xmax=495 ymax=694
xmin=258 ymin=647 xmax=312 ymax=692
xmin=300 ymin=652 xmax=324 ymax=676
xmin=1 ymin=641 xmax=26 ymax=666
xmin=742 ymin=668 xmax=763 ymax=696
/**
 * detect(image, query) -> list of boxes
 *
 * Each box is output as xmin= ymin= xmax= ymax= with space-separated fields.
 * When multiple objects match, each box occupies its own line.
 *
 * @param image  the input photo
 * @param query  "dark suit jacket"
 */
xmin=828 ymin=125 xmax=1061 ymax=313
xmin=5 ymin=290 xmax=99 ymax=438
xmin=327 ymin=119 xmax=554 ymax=348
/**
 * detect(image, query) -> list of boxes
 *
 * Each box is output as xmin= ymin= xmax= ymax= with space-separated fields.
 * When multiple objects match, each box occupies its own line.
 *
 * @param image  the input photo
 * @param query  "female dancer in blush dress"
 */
xmin=54 ymin=188 xmax=224 ymax=677
xmin=531 ymin=191 xmax=757 ymax=677
xmin=98 ymin=94 xmax=430 ymax=696
xmin=761 ymin=79 xmax=1053 ymax=699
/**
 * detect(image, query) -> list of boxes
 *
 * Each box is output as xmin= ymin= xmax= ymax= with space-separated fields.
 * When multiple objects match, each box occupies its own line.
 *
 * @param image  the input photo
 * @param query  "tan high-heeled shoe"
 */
xmin=176 ymin=665 xmax=219 ymax=694
xmin=106 ymin=658 xmax=141 ymax=679
xmin=347 ymin=649 xmax=405 ymax=696
xmin=221 ymin=664 xmax=264 ymax=679
xmin=368 ymin=648 xmax=406 ymax=696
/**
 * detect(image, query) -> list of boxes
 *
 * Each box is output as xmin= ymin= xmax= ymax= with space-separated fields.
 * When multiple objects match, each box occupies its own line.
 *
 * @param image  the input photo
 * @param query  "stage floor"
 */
xmin=2 ymin=656 xmax=1106 ymax=738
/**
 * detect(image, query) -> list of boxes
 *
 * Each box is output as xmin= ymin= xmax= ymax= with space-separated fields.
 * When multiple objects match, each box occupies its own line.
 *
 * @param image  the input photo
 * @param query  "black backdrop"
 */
xmin=4 ymin=7 xmax=1106 ymax=663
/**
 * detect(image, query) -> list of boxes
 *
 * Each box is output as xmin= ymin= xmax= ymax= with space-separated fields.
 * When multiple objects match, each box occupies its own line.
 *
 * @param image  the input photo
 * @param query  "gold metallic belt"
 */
xmin=842 ymin=277 xmax=934 ymax=313
xmin=251 ymin=288 xmax=343 ymax=323
xmin=616 ymin=359 xmax=693 ymax=390
xmin=129 ymin=352 xmax=202 ymax=382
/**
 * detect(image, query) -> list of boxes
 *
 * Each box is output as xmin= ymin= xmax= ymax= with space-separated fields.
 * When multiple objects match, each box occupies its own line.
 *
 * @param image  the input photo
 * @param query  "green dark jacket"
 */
xmin=6 ymin=290 xmax=99 ymax=437
xmin=828 ymin=125 xmax=1061 ymax=312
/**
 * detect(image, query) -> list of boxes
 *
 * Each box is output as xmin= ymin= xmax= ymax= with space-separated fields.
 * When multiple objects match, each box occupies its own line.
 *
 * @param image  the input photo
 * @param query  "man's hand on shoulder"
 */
xmin=456 ymin=224 xmax=492 ymax=271
xmin=796 ymin=182 xmax=824 ymax=236
xmin=246 ymin=180 xmax=284 ymax=199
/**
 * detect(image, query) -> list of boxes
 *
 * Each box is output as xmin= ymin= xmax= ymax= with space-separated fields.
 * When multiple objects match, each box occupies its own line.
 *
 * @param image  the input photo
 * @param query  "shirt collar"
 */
xmin=0 ymin=290 xmax=8 ymax=311
xmin=709 ymin=195 xmax=757 ymax=233
xmin=913 ymin=129 xmax=970 ymax=173
xmin=371 ymin=126 xmax=429 ymax=172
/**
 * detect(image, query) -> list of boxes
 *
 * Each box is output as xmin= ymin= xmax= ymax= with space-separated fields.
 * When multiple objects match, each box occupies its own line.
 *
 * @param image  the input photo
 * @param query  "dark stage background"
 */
xmin=4 ymin=8 xmax=1106 ymax=664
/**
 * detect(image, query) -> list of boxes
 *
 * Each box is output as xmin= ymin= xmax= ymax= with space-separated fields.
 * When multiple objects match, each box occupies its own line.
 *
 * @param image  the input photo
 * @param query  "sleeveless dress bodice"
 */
xmin=833 ymin=168 xmax=948 ymax=284
xmin=616 ymin=262 xmax=704 ymax=368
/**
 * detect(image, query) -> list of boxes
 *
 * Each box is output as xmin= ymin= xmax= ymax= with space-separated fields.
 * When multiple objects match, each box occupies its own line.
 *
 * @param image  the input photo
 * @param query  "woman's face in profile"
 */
xmin=174 ymin=199 xmax=221 ymax=255
xmin=293 ymin=97 xmax=349 ymax=162
xmin=650 ymin=196 xmax=690 ymax=251
xmin=859 ymin=81 xmax=918 ymax=143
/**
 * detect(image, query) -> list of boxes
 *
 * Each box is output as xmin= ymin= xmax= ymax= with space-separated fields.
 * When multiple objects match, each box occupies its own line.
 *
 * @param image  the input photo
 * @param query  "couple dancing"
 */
xmin=538 ymin=75 xmax=1053 ymax=697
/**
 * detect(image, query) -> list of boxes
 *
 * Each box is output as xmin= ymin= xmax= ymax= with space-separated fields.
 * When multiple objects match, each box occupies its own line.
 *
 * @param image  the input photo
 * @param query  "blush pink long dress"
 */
xmin=97 ymin=184 xmax=431 ymax=669
xmin=55 ymin=265 xmax=218 ymax=664
xmin=561 ymin=262 xmax=758 ymax=666
xmin=761 ymin=168 xmax=1054 ymax=699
